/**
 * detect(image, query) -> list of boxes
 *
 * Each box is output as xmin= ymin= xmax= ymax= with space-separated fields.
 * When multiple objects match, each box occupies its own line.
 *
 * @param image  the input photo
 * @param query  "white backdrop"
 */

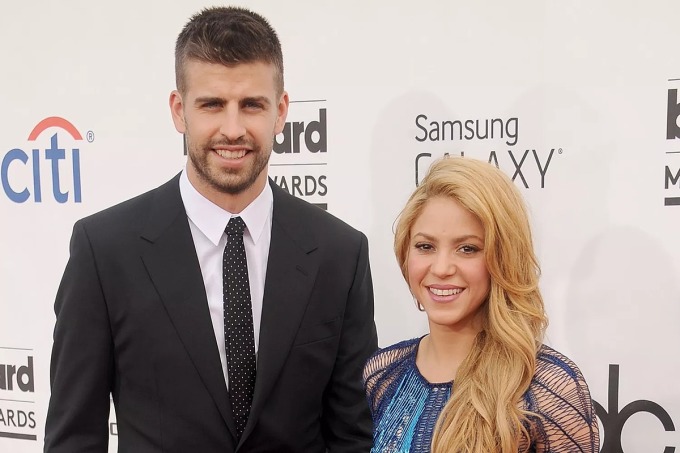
xmin=1 ymin=1 xmax=679 ymax=452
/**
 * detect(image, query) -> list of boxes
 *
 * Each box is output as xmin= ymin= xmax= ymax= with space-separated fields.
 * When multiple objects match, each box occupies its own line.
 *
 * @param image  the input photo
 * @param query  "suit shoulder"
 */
xmin=272 ymin=184 xmax=366 ymax=245
xmin=76 ymin=176 xmax=178 ymax=235
xmin=283 ymin=189 xmax=359 ymax=227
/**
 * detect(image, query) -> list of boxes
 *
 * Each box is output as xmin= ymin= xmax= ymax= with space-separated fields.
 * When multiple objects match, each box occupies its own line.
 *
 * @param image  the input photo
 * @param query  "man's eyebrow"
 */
xmin=194 ymin=96 xmax=225 ymax=105
xmin=241 ymin=96 xmax=271 ymax=106
xmin=192 ymin=96 xmax=272 ymax=106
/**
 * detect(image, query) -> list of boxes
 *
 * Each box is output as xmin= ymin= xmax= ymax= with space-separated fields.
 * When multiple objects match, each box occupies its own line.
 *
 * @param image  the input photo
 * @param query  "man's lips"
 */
xmin=214 ymin=148 xmax=248 ymax=159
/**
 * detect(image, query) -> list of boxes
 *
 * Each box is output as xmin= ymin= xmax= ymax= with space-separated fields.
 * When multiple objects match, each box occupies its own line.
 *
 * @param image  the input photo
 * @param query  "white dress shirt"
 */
xmin=179 ymin=169 xmax=272 ymax=388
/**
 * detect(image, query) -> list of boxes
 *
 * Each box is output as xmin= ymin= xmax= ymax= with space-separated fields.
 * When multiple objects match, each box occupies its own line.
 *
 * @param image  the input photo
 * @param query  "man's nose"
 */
xmin=219 ymin=106 xmax=246 ymax=141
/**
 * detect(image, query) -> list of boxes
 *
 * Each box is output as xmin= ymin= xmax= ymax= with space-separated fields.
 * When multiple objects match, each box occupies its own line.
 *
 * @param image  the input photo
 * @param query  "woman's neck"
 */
xmin=416 ymin=325 xmax=480 ymax=384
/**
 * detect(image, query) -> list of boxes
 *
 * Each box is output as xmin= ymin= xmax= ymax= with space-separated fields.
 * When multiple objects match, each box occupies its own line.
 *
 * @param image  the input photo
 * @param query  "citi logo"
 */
xmin=0 ymin=356 xmax=34 ymax=393
xmin=1 ymin=116 xmax=92 ymax=203
xmin=594 ymin=364 xmax=675 ymax=453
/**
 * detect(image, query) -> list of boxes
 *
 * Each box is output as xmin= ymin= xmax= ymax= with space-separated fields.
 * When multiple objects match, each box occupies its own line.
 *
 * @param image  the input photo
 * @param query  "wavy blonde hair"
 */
xmin=394 ymin=157 xmax=548 ymax=452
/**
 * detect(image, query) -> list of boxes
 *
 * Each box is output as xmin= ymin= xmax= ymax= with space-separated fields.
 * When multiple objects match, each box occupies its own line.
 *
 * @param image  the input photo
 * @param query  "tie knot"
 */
xmin=225 ymin=216 xmax=247 ymax=237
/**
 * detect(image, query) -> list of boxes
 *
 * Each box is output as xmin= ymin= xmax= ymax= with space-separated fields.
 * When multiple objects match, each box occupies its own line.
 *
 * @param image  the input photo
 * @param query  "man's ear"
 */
xmin=169 ymin=90 xmax=186 ymax=133
xmin=274 ymin=91 xmax=290 ymax=135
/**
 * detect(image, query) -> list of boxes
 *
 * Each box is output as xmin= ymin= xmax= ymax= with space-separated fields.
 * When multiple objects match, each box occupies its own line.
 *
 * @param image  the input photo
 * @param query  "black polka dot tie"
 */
xmin=223 ymin=216 xmax=256 ymax=439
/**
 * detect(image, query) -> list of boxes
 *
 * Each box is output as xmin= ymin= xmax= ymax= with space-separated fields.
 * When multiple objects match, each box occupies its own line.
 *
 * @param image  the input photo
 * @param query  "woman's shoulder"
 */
xmin=363 ymin=337 xmax=421 ymax=414
xmin=524 ymin=346 xmax=600 ymax=451
xmin=527 ymin=344 xmax=595 ymax=416
xmin=363 ymin=337 xmax=420 ymax=385
xmin=376 ymin=337 xmax=421 ymax=357
xmin=534 ymin=344 xmax=587 ymax=385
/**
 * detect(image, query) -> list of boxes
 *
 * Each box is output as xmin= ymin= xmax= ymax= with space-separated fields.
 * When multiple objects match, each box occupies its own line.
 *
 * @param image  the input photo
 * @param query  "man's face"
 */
xmin=171 ymin=60 xmax=288 ymax=200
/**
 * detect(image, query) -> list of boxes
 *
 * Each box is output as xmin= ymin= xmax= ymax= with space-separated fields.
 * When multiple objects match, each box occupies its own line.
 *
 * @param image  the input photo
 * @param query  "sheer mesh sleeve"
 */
xmin=526 ymin=346 xmax=600 ymax=453
xmin=363 ymin=339 xmax=419 ymax=415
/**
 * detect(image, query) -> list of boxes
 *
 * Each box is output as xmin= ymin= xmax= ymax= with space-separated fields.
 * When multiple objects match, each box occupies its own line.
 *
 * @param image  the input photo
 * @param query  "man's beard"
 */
xmin=188 ymin=137 xmax=271 ymax=195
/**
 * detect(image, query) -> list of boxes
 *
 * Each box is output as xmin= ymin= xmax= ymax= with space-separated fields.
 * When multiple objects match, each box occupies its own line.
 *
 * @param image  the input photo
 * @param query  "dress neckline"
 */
xmin=411 ymin=335 xmax=454 ymax=388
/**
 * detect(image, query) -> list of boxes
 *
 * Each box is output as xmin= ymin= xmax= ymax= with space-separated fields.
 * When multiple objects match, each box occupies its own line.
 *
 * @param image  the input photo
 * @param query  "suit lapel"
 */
xmin=139 ymin=175 xmax=237 ymax=439
xmin=239 ymin=181 xmax=319 ymax=445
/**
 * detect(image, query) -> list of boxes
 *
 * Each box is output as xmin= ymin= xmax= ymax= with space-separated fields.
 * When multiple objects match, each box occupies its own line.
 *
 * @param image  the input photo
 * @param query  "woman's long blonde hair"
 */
xmin=394 ymin=157 xmax=548 ymax=452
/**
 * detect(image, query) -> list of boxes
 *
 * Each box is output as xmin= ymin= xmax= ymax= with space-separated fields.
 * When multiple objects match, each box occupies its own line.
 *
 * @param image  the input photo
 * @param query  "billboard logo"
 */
xmin=665 ymin=82 xmax=680 ymax=207
xmin=0 ymin=348 xmax=38 ymax=441
xmin=2 ymin=117 xmax=92 ymax=203
xmin=0 ymin=356 xmax=33 ymax=393
xmin=668 ymin=89 xmax=680 ymax=140
xmin=274 ymin=108 xmax=326 ymax=154
xmin=594 ymin=364 xmax=675 ymax=453
xmin=270 ymin=102 xmax=329 ymax=210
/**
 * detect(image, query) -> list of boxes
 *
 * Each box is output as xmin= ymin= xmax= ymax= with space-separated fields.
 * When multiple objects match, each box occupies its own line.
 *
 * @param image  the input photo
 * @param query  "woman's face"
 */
xmin=407 ymin=196 xmax=491 ymax=333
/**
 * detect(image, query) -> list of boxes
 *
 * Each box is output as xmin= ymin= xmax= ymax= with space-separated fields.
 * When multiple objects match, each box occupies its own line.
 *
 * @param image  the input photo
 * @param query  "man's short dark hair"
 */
xmin=175 ymin=6 xmax=284 ymax=94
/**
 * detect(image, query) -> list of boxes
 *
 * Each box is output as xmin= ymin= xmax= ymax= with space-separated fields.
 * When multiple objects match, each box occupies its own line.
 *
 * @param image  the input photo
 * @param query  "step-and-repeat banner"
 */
xmin=1 ymin=1 xmax=678 ymax=452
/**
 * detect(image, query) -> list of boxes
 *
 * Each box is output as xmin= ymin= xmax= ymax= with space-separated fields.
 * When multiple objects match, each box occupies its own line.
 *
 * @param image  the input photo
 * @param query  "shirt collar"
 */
xmin=179 ymin=168 xmax=273 ymax=246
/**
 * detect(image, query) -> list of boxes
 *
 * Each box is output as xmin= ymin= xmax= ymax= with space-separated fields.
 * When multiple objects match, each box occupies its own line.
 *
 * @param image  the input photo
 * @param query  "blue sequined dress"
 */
xmin=363 ymin=337 xmax=599 ymax=453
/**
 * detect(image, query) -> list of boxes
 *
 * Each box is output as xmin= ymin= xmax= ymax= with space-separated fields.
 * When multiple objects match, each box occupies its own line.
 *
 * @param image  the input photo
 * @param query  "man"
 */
xmin=44 ymin=6 xmax=377 ymax=452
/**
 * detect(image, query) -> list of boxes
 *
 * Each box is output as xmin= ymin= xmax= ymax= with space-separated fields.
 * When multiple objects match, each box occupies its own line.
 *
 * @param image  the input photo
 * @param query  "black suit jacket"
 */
xmin=44 ymin=175 xmax=377 ymax=452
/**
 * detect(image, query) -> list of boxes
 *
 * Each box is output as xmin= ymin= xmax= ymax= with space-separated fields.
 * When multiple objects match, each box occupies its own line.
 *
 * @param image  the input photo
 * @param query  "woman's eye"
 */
xmin=459 ymin=245 xmax=480 ymax=254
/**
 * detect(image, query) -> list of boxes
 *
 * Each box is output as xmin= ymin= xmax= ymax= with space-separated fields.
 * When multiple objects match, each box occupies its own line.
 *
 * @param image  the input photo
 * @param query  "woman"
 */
xmin=364 ymin=157 xmax=599 ymax=452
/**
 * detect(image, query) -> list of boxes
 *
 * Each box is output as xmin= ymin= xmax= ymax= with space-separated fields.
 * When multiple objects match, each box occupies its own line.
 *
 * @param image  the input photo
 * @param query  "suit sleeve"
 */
xmin=44 ymin=221 xmax=114 ymax=453
xmin=322 ymin=233 xmax=378 ymax=453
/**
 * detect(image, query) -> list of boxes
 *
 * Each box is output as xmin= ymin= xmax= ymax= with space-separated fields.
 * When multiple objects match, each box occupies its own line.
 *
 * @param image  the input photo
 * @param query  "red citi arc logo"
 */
xmin=2 ymin=116 xmax=87 ymax=203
